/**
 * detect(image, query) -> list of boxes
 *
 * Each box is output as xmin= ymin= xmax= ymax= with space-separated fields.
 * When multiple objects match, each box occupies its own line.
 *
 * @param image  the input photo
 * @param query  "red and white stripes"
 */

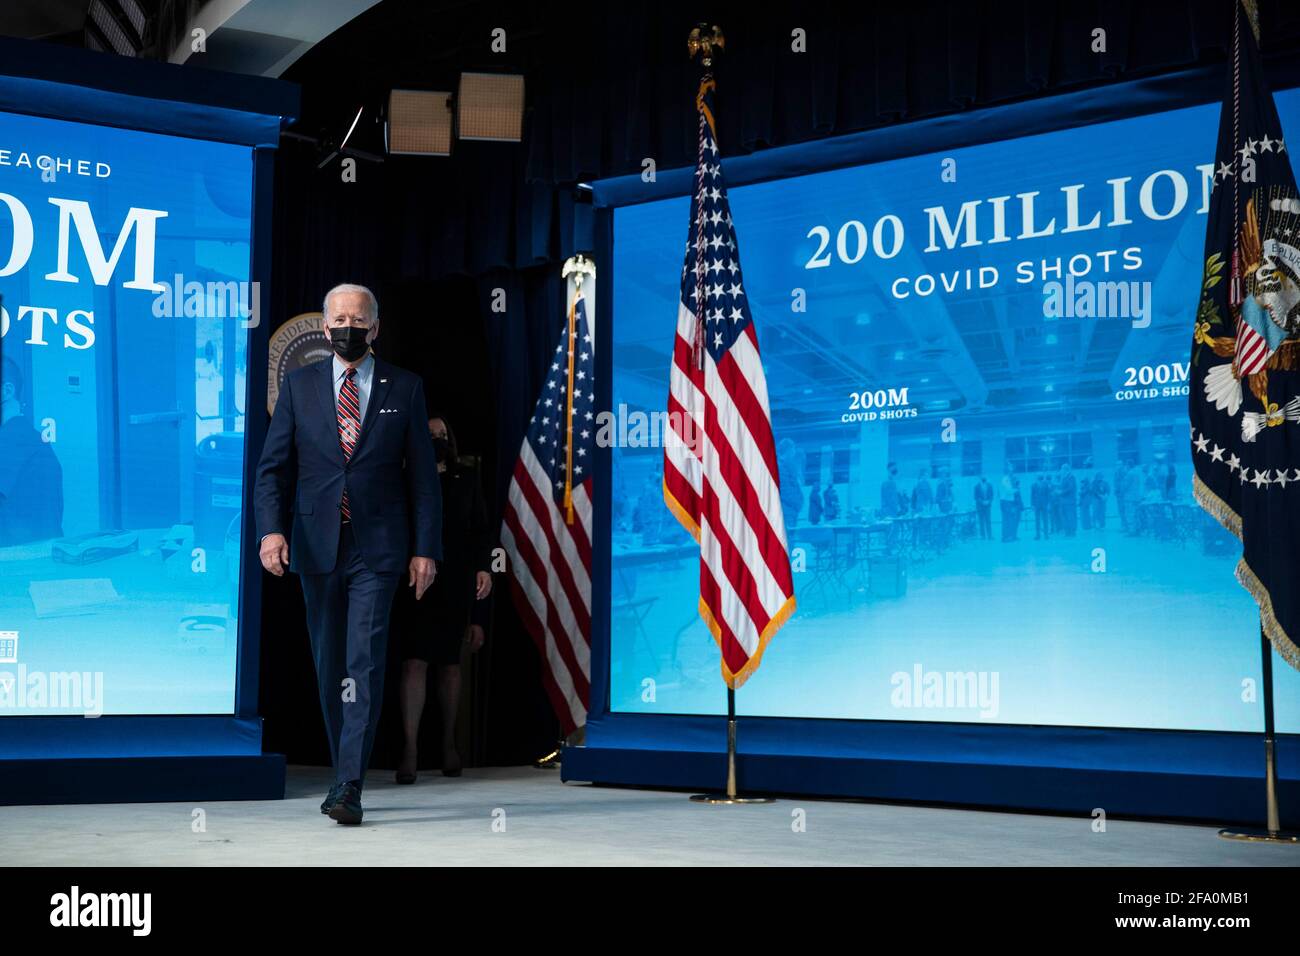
xmin=663 ymin=301 xmax=796 ymax=688
xmin=502 ymin=441 xmax=591 ymax=734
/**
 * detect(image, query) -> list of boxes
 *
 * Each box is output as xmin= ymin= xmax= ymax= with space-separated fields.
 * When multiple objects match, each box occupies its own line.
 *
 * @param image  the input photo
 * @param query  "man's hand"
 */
xmin=409 ymin=556 xmax=436 ymax=600
xmin=465 ymin=623 xmax=486 ymax=653
xmin=475 ymin=570 xmax=492 ymax=599
xmin=260 ymin=533 xmax=289 ymax=576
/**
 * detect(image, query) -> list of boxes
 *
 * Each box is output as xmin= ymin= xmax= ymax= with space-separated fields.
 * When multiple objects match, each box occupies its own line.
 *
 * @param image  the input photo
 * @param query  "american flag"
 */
xmin=662 ymin=75 xmax=797 ymax=689
xmin=501 ymin=292 xmax=594 ymax=735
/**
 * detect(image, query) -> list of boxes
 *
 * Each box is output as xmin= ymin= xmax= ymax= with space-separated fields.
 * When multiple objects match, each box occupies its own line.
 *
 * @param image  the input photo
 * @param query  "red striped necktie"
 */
xmin=337 ymin=367 xmax=361 ymax=521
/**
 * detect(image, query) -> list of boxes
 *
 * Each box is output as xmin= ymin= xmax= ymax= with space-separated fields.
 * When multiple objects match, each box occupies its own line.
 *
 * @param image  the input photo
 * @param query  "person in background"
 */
xmin=999 ymin=462 xmax=1021 ymax=542
xmin=1122 ymin=460 xmax=1144 ymax=535
xmin=777 ymin=438 xmax=804 ymax=530
xmin=880 ymin=461 xmax=902 ymax=518
xmin=0 ymin=358 xmax=63 ymax=546
xmin=1114 ymin=459 xmax=1131 ymax=533
xmin=1079 ymin=460 xmax=1095 ymax=531
xmin=393 ymin=415 xmax=493 ymax=783
xmin=1058 ymin=463 xmax=1077 ymax=537
xmin=911 ymin=466 xmax=934 ymax=515
xmin=1090 ymin=469 xmax=1109 ymax=529
xmin=935 ymin=470 xmax=954 ymax=514
xmin=1031 ymin=472 xmax=1052 ymax=540
xmin=1139 ymin=463 xmax=1159 ymax=536
xmin=973 ymin=474 xmax=994 ymax=539
xmin=1048 ymin=469 xmax=1062 ymax=535
xmin=1163 ymin=462 xmax=1178 ymax=501
xmin=633 ymin=472 xmax=664 ymax=539
xmin=807 ymin=485 xmax=824 ymax=525
xmin=822 ymin=483 xmax=840 ymax=522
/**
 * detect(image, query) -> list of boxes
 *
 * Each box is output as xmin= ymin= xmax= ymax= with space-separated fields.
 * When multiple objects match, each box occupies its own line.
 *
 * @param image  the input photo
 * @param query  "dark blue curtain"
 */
xmin=275 ymin=0 xmax=1300 ymax=289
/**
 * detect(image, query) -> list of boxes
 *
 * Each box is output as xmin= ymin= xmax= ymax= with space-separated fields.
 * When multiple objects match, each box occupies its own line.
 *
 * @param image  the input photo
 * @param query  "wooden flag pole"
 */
xmin=1218 ymin=623 xmax=1298 ymax=842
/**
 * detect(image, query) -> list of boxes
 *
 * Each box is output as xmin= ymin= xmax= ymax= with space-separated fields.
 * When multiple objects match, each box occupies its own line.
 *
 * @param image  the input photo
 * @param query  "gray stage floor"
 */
xmin=3 ymin=765 xmax=1295 ymax=866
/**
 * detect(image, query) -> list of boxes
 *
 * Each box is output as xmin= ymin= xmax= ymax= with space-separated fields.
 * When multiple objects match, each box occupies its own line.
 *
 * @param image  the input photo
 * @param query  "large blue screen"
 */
xmin=0 ymin=109 xmax=254 ymax=716
xmin=610 ymin=92 xmax=1300 ymax=732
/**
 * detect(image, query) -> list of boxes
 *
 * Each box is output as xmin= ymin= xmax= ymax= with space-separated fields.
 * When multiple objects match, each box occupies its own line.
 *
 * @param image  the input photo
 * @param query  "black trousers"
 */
xmin=300 ymin=523 xmax=401 ymax=786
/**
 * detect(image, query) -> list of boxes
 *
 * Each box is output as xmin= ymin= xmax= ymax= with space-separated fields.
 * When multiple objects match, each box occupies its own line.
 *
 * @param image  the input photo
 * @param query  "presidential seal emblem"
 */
xmin=268 ymin=312 xmax=331 ymax=415
xmin=1194 ymin=185 xmax=1300 ymax=439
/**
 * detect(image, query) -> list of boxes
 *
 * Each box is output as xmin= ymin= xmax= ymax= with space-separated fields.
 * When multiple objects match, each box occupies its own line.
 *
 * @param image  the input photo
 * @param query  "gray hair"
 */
xmin=323 ymin=283 xmax=379 ymax=323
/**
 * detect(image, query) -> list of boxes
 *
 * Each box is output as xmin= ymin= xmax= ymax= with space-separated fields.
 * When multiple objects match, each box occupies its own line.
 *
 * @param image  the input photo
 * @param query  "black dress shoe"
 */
xmin=320 ymin=782 xmax=344 ymax=814
xmin=328 ymin=783 xmax=363 ymax=825
xmin=395 ymin=770 xmax=417 ymax=785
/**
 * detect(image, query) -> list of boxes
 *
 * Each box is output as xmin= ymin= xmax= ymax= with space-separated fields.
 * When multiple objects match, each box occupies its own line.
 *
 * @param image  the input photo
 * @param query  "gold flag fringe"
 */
xmin=1192 ymin=472 xmax=1242 ymax=540
xmin=1236 ymin=559 xmax=1300 ymax=671
xmin=1193 ymin=473 xmax=1300 ymax=670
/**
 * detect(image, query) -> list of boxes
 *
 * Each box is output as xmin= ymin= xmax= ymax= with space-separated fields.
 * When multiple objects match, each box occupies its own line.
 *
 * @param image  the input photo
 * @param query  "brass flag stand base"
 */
xmin=1217 ymin=626 xmax=1298 ymax=844
xmin=690 ymin=689 xmax=773 ymax=804
xmin=533 ymin=745 xmax=562 ymax=770
xmin=536 ymin=722 xmax=587 ymax=770
xmin=1218 ymin=830 xmax=1299 ymax=843
xmin=1218 ymin=746 xmax=1299 ymax=841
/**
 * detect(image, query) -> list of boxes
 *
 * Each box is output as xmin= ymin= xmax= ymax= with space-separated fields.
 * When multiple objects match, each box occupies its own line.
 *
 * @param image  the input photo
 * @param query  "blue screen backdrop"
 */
xmin=609 ymin=91 xmax=1300 ymax=733
xmin=0 ymin=109 xmax=253 ymax=716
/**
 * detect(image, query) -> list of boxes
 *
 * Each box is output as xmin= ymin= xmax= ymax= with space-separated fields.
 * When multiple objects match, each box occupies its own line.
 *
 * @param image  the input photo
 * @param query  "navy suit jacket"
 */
xmin=254 ymin=356 xmax=442 ymax=575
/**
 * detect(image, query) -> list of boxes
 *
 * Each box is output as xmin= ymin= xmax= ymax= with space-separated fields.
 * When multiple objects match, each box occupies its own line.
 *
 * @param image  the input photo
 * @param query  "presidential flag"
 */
xmin=501 ymin=291 xmax=594 ymax=734
xmin=1190 ymin=1 xmax=1300 ymax=670
xmin=662 ymin=72 xmax=797 ymax=689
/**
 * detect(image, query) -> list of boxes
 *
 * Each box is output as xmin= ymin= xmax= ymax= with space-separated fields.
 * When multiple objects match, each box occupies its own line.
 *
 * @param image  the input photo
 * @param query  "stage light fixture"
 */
xmin=456 ymin=72 xmax=525 ymax=142
xmin=386 ymin=90 xmax=454 ymax=156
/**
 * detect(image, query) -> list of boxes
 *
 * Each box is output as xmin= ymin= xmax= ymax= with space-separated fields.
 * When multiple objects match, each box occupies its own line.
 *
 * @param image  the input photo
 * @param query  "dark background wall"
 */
xmin=257 ymin=0 xmax=1300 ymax=771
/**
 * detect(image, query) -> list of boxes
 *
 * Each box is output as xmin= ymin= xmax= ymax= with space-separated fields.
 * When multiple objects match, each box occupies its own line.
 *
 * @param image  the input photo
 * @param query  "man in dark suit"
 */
xmin=255 ymin=283 xmax=441 ymax=825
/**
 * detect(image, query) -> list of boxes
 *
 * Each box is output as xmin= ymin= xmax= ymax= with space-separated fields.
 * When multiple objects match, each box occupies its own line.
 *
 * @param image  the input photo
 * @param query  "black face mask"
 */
xmin=432 ymin=437 xmax=451 ymax=463
xmin=329 ymin=326 xmax=370 ymax=362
